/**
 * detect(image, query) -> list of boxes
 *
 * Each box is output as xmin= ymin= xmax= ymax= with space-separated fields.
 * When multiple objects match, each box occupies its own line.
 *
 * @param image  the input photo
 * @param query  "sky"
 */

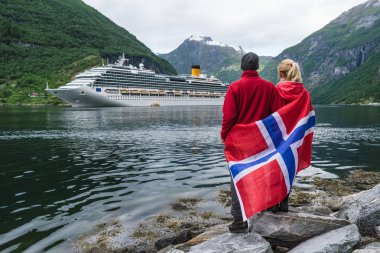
xmin=82 ymin=0 xmax=368 ymax=56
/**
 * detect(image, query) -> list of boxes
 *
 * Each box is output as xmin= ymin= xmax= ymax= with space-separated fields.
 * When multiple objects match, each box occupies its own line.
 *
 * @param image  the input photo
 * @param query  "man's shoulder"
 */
xmin=228 ymin=79 xmax=242 ymax=90
xmin=229 ymin=76 xmax=274 ymax=88
xmin=257 ymin=76 xmax=274 ymax=85
xmin=243 ymin=76 xmax=275 ymax=87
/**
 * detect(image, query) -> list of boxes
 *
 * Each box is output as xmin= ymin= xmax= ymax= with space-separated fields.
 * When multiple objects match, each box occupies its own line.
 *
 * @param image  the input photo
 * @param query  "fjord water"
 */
xmin=0 ymin=105 xmax=379 ymax=252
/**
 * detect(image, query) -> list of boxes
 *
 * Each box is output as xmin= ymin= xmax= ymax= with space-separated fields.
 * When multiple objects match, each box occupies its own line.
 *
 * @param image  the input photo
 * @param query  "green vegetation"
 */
xmin=212 ymin=65 xmax=241 ymax=84
xmin=217 ymin=57 xmax=272 ymax=84
xmin=261 ymin=0 xmax=380 ymax=104
xmin=213 ymin=56 xmax=272 ymax=84
xmin=312 ymin=50 xmax=380 ymax=104
xmin=0 ymin=0 xmax=176 ymax=105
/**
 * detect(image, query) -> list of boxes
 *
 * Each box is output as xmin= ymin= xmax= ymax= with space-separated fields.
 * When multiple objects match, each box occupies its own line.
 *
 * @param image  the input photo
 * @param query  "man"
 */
xmin=221 ymin=52 xmax=276 ymax=233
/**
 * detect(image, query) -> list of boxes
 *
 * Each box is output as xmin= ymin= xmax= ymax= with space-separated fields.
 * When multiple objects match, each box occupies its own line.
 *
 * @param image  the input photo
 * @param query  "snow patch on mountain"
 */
xmin=187 ymin=35 xmax=244 ymax=53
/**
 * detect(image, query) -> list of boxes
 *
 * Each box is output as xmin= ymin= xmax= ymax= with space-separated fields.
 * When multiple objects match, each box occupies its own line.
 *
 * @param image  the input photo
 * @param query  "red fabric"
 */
xmin=224 ymin=81 xmax=314 ymax=220
xmin=224 ymin=121 xmax=268 ymax=162
xmin=273 ymin=81 xmax=307 ymax=111
xmin=274 ymin=81 xmax=314 ymax=134
xmin=236 ymin=159 xmax=288 ymax=218
xmin=221 ymin=70 xmax=276 ymax=140
xmin=297 ymin=133 xmax=313 ymax=174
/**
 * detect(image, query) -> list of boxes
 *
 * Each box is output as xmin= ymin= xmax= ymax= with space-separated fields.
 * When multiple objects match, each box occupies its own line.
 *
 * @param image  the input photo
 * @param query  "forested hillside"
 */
xmin=261 ymin=0 xmax=380 ymax=104
xmin=0 ymin=0 xmax=176 ymax=104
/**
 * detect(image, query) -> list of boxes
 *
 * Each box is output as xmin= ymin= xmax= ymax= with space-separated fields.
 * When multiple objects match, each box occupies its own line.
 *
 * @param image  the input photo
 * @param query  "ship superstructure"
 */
xmin=46 ymin=54 xmax=228 ymax=107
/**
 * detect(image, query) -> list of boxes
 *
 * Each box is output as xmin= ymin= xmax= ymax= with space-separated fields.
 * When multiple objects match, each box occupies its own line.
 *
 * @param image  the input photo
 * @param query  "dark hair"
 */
xmin=241 ymin=52 xmax=259 ymax=71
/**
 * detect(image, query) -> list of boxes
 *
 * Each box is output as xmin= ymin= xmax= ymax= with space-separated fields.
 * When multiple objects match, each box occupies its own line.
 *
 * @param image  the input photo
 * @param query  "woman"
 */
xmin=275 ymin=59 xmax=308 ymax=109
xmin=268 ymin=59 xmax=313 ymax=212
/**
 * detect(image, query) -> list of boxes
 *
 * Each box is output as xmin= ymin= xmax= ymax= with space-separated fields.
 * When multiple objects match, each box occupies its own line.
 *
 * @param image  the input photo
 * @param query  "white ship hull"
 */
xmin=47 ymin=85 xmax=225 ymax=107
xmin=47 ymin=54 xmax=228 ymax=107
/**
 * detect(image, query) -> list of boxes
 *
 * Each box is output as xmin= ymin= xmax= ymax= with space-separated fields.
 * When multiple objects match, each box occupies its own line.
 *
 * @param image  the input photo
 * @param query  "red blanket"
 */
xmin=224 ymin=83 xmax=314 ymax=220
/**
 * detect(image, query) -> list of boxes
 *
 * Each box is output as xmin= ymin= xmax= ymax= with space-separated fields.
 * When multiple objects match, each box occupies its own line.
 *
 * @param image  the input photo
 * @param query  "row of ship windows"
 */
xmin=94 ymin=82 xmax=226 ymax=92
xmin=107 ymin=96 xmax=223 ymax=100
xmin=101 ymin=76 xmax=223 ymax=88
xmin=106 ymin=94 xmax=222 ymax=98
xmin=108 ymin=69 xmax=156 ymax=75
xmin=107 ymin=71 xmax=158 ymax=77
xmin=102 ymin=72 xmax=223 ymax=87
xmin=103 ymin=73 xmax=163 ymax=80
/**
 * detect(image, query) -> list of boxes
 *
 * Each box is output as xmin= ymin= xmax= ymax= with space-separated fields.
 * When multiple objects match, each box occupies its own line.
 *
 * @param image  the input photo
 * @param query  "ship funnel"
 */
xmin=191 ymin=65 xmax=200 ymax=77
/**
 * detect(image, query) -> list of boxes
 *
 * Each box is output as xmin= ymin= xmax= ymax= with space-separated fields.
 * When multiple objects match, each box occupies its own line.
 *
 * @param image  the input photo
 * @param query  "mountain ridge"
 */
xmin=159 ymin=35 xmax=245 ymax=75
xmin=160 ymin=35 xmax=272 ymax=84
xmin=0 ymin=0 xmax=176 ymax=104
xmin=260 ymin=0 xmax=380 ymax=104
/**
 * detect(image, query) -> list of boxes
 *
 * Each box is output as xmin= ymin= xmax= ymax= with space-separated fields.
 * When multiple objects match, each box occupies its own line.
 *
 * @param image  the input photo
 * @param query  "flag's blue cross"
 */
xmin=230 ymin=114 xmax=315 ymax=187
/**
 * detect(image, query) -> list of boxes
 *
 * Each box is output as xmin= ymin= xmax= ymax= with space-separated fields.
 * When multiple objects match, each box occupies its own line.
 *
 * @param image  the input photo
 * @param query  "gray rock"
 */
xmin=365 ymin=242 xmax=380 ymax=248
xmin=335 ymin=184 xmax=380 ymax=236
xmin=365 ymin=242 xmax=380 ymax=250
xmin=359 ymin=236 xmax=379 ymax=246
xmin=291 ymin=205 xmax=333 ymax=216
xmin=170 ymin=224 xmax=272 ymax=253
xmin=173 ymin=224 xmax=228 ymax=251
xmin=250 ymin=211 xmax=351 ymax=247
xmin=352 ymin=242 xmax=380 ymax=253
xmin=375 ymin=226 xmax=380 ymax=238
xmin=187 ymin=232 xmax=272 ymax=253
xmin=155 ymin=230 xmax=194 ymax=251
xmin=351 ymin=250 xmax=380 ymax=253
xmin=312 ymin=195 xmax=345 ymax=211
xmin=158 ymin=245 xmax=185 ymax=253
xmin=288 ymin=224 xmax=361 ymax=253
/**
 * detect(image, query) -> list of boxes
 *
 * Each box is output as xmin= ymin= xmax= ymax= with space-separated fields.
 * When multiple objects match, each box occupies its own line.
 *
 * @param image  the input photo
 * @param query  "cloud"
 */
xmin=82 ymin=0 xmax=368 ymax=56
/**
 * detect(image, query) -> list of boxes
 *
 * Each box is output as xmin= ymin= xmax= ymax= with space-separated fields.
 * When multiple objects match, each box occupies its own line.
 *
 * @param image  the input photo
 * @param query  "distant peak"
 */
xmin=188 ymin=35 xmax=213 ymax=42
xmin=365 ymin=0 xmax=380 ymax=7
xmin=186 ymin=35 xmax=245 ymax=53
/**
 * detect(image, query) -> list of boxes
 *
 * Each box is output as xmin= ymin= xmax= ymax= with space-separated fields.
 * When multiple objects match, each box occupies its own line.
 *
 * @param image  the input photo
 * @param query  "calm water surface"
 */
xmin=0 ymin=105 xmax=379 ymax=252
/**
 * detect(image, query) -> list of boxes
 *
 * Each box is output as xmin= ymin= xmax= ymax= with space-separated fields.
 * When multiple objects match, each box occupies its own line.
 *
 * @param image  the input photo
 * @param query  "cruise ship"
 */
xmin=46 ymin=54 xmax=228 ymax=107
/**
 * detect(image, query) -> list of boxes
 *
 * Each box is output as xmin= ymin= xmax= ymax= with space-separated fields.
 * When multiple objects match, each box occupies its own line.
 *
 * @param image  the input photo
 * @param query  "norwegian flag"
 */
xmin=224 ymin=90 xmax=314 ymax=221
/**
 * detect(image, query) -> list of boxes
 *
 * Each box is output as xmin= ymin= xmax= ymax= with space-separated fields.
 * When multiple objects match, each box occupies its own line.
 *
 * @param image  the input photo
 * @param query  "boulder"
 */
xmin=291 ymin=205 xmax=333 ymax=216
xmin=174 ymin=224 xmax=228 ymax=251
xmin=158 ymin=245 xmax=185 ymax=253
xmin=167 ymin=224 xmax=272 ymax=253
xmin=155 ymin=230 xmax=194 ymax=251
xmin=352 ymin=242 xmax=380 ymax=253
xmin=312 ymin=195 xmax=345 ymax=211
xmin=352 ymin=249 xmax=380 ymax=253
xmin=363 ymin=242 xmax=380 ymax=249
xmin=335 ymin=184 xmax=380 ymax=236
xmin=287 ymin=224 xmax=361 ymax=253
xmin=250 ymin=211 xmax=351 ymax=247
xmin=187 ymin=232 xmax=272 ymax=253
xmin=359 ymin=236 xmax=379 ymax=246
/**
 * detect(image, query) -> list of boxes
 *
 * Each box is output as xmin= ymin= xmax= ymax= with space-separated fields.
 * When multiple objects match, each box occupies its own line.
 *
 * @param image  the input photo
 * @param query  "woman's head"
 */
xmin=277 ymin=59 xmax=303 ymax=82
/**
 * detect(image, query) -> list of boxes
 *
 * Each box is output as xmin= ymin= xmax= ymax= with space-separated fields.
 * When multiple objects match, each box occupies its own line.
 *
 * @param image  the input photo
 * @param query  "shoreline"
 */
xmin=80 ymin=169 xmax=380 ymax=253
xmin=1 ymin=102 xmax=380 ymax=107
xmin=0 ymin=103 xmax=69 ymax=107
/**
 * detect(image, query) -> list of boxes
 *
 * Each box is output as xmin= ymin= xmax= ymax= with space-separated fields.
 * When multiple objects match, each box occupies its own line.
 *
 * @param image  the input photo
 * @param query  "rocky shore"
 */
xmin=84 ymin=170 xmax=380 ymax=253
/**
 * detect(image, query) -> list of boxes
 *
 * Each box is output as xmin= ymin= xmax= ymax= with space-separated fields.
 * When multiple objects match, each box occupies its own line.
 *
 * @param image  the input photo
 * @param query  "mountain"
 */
xmin=159 ymin=35 xmax=273 ymax=84
xmin=0 ymin=0 xmax=176 ymax=104
xmin=260 ymin=0 xmax=380 ymax=104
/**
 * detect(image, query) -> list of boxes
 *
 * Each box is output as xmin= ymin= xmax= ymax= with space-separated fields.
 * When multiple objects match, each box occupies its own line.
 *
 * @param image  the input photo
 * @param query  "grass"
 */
xmin=170 ymin=197 xmax=201 ymax=211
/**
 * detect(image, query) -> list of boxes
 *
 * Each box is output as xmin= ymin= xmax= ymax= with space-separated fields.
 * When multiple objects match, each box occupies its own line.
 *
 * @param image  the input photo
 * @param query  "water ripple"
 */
xmin=0 ymin=105 xmax=379 ymax=252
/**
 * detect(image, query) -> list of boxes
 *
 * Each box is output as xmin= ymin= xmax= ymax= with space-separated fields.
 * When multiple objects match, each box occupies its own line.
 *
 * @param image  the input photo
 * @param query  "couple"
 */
xmin=221 ymin=52 xmax=313 ymax=233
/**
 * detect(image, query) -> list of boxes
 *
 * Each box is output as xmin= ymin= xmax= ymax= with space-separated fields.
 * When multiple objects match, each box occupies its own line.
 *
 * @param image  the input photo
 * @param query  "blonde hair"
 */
xmin=277 ymin=59 xmax=303 ymax=82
